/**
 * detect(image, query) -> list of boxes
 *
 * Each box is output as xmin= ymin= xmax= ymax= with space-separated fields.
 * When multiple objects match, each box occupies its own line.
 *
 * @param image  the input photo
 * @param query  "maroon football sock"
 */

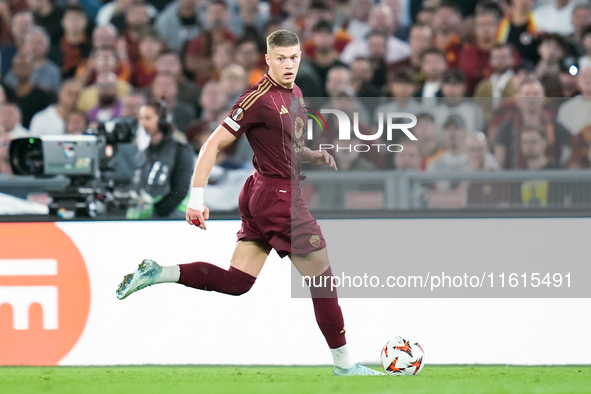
xmin=308 ymin=267 xmax=347 ymax=349
xmin=178 ymin=262 xmax=256 ymax=296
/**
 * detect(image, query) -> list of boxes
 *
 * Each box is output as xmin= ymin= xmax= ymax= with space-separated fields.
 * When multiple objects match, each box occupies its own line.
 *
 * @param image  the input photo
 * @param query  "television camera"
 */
xmin=9 ymin=117 xmax=139 ymax=218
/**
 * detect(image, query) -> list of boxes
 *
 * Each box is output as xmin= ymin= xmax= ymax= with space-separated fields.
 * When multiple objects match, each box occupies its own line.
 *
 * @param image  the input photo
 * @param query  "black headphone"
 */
xmin=148 ymin=98 xmax=171 ymax=133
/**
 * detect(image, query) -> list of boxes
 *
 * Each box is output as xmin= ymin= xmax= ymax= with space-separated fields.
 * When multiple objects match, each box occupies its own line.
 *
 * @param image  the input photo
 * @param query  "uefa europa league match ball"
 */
xmin=380 ymin=336 xmax=425 ymax=376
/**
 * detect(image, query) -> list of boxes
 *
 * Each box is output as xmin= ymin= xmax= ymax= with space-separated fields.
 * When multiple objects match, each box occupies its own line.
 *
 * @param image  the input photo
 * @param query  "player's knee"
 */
xmin=228 ymin=280 xmax=255 ymax=296
xmin=226 ymin=266 xmax=256 ymax=296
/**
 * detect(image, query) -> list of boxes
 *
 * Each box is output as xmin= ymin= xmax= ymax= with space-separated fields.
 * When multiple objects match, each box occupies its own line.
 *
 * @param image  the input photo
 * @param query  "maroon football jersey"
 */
xmin=223 ymin=74 xmax=307 ymax=179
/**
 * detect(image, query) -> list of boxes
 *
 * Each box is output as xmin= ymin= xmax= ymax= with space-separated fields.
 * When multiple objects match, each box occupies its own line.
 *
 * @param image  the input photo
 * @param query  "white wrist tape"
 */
xmin=188 ymin=187 xmax=205 ymax=211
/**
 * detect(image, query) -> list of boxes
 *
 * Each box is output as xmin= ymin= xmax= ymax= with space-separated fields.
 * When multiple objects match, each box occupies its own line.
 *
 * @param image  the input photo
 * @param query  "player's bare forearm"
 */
xmin=186 ymin=125 xmax=237 ymax=230
xmin=302 ymin=146 xmax=315 ymax=163
xmin=190 ymin=125 xmax=238 ymax=187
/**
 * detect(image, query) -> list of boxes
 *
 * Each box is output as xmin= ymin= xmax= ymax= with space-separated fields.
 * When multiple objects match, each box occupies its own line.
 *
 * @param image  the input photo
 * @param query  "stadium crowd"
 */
xmin=1 ymin=0 xmax=591 ymax=178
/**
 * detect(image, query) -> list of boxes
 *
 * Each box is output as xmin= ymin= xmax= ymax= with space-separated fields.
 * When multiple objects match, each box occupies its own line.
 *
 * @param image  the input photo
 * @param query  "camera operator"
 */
xmin=128 ymin=99 xmax=194 ymax=219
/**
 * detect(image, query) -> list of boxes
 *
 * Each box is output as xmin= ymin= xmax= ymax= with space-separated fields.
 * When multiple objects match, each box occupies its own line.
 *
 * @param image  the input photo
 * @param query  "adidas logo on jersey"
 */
xmin=279 ymin=105 xmax=288 ymax=115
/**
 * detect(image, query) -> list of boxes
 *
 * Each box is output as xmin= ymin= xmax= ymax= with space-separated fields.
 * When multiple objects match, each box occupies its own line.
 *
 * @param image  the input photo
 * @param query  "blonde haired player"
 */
xmin=117 ymin=30 xmax=384 ymax=376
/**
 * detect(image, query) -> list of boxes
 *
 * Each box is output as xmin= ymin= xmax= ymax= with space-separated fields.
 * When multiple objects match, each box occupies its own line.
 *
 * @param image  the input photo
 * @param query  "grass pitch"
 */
xmin=1 ymin=365 xmax=590 ymax=394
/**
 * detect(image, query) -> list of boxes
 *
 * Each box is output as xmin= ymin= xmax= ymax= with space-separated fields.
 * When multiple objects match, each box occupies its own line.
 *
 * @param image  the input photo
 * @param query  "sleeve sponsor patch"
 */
xmin=224 ymin=116 xmax=241 ymax=131
xmin=231 ymin=107 xmax=245 ymax=121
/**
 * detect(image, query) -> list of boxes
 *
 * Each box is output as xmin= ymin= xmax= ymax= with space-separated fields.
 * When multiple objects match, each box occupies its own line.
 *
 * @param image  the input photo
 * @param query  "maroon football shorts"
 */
xmin=237 ymin=171 xmax=327 ymax=258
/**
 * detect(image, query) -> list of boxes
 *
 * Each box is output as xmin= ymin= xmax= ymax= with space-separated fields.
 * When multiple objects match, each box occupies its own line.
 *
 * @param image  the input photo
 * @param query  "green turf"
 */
xmin=1 ymin=366 xmax=590 ymax=394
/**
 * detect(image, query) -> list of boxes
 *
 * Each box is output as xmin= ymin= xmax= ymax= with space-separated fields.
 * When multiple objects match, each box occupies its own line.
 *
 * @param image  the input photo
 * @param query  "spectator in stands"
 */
xmin=185 ymin=0 xmax=235 ymax=85
xmin=366 ymin=30 xmax=390 ymax=88
xmin=230 ymin=0 xmax=270 ymax=38
xmin=0 ymin=11 xmax=13 ymax=49
xmin=434 ymin=68 xmax=485 ymax=134
xmin=374 ymin=68 xmax=423 ymax=127
xmin=416 ymin=47 xmax=447 ymax=98
xmin=0 ymin=104 xmax=28 ymax=137
xmin=10 ymin=53 xmax=55 ymax=128
xmin=519 ymin=125 xmax=567 ymax=207
xmin=534 ymin=0 xmax=577 ymax=36
xmin=29 ymin=79 xmax=81 ymax=135
xmin=426 ymin=115 xmax=471 ymax=191
xmin=558 ymin=62 xmax=580 ymax=98
xmin=235 ymin=38 xmax=265 ymax=87
xmin=151 ymin=72 xmax=195 ymax=132
xmin=65 ymin=109 xmax=88 ymax=134
xmin=211 ymin=41 xmax=234 ymax=80
xmin=330 ymin=137 xmax=376 ymax=171
xmin=466 ymin=131 xmax=500 ymax=171
xmin=121 ymin=92 xmax=145 ymax=118
xmin=96 ymin=0 xmax=128 ymax=27
xmin=340 ymin=5 xmax=412 ymax=65
xmin=414 ymin=0 xmax=439 ymax=27
xmin=579 ymin=26 xmax=591 ymax=69
xmin=304 ymin=17 xmax=351 ymax=57
xmin=58 ymin=5 xmax=92 ymax=79
xmin=383 ymin=0 xmax=410 ymax=40
xmin=27 ymin=0 xmax=64 ymax=45
xmin=428 ymin=117 xmax=498 ymax=197
xmin=536 ymin=34 xmax=567 ymax=78
xmin=413 ymin=112 xmax=443 ymax=170
xmin=432 ymin=1 xmax=462 ymax=64
xmin=122 ymin=3 xmax=153 ymax=63
xmin=130 ymin=28 xmax=162 ymax=88
xmin=474 ymin=44 xmax=517 ymax=103
xmin=494 ymin=79 xmax=572 ymax=169
xmin=29 ymin=80 xmax=82 ymax=136
xmin=183 ymin=80 xmax=228 ymax=152
xmin=557 ymin=66 xmax=591 ymax=136
xmin=390 ymin=23 xmax=433 ymax=77
xmin=394 ymin=142 xmax=422 ymax=170
xmin=325 ymin=66 xmax=352 ymax=98
xmin=343 ymin=0 xmax=373 ymax=40
xmin=0 ymin=11 xmax=33 ymax=77
xmin=324 ymin=68 xmax=371 ymax=127
xmin=76 ymin=46 xmax=131 ymax=87
xmin=106 ymin=0 xmax=157 ymax=32
xmin=307 ymin=20 xmax=348 ymax=97
xmin=521 ymin=125 xmax=561 ymax=169
xmin=220 ymin=64 xmax=248 ymax=103
xmin=497 ymin=0 xmax=539 ymax=65
xmin=3 ymin=27 xmax=61 ymax=93
xmin=197 ymin=80 xmax=227 ymax=124
xmin=87 ymin=71 xmax=122 ymax=122
xmin=97 ymin=0 xmax=154 ymax=29
xmin=92 ymin=24 xmax=119 ymax=49
xmin=569 ymin=4 xmax=591 ymax=57
xmin=77 ymin=50 xmax=132 ymax=111
xmin=485 ymin=61 xmax=537 ymax=143
xmin=350 ymin=57 xmax=382 ymax=98
xmin=155 ymin=0 xmax=203 ymax=52
xmin=457 ymin=2 xmax=502 ymax=95
xmin=155 ymin=51 xmax=201 ymax=114
xmin=569 ymin=125 xmax=591 ymax=168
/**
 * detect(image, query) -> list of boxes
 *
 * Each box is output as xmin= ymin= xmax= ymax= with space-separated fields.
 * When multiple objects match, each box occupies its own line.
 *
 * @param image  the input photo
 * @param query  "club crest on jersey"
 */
xmin=231 ymin=107 xmax=245 ymax=122
xmin=294 ymin=117 xmax=305 ymax=139
xmin=309 ymin=234 xmax=321 ymax=248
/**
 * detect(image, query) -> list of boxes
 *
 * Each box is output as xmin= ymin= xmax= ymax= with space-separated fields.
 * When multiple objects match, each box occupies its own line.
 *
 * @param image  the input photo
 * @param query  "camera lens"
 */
xmin=9 ymin=138 xmax=44 ymax=175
